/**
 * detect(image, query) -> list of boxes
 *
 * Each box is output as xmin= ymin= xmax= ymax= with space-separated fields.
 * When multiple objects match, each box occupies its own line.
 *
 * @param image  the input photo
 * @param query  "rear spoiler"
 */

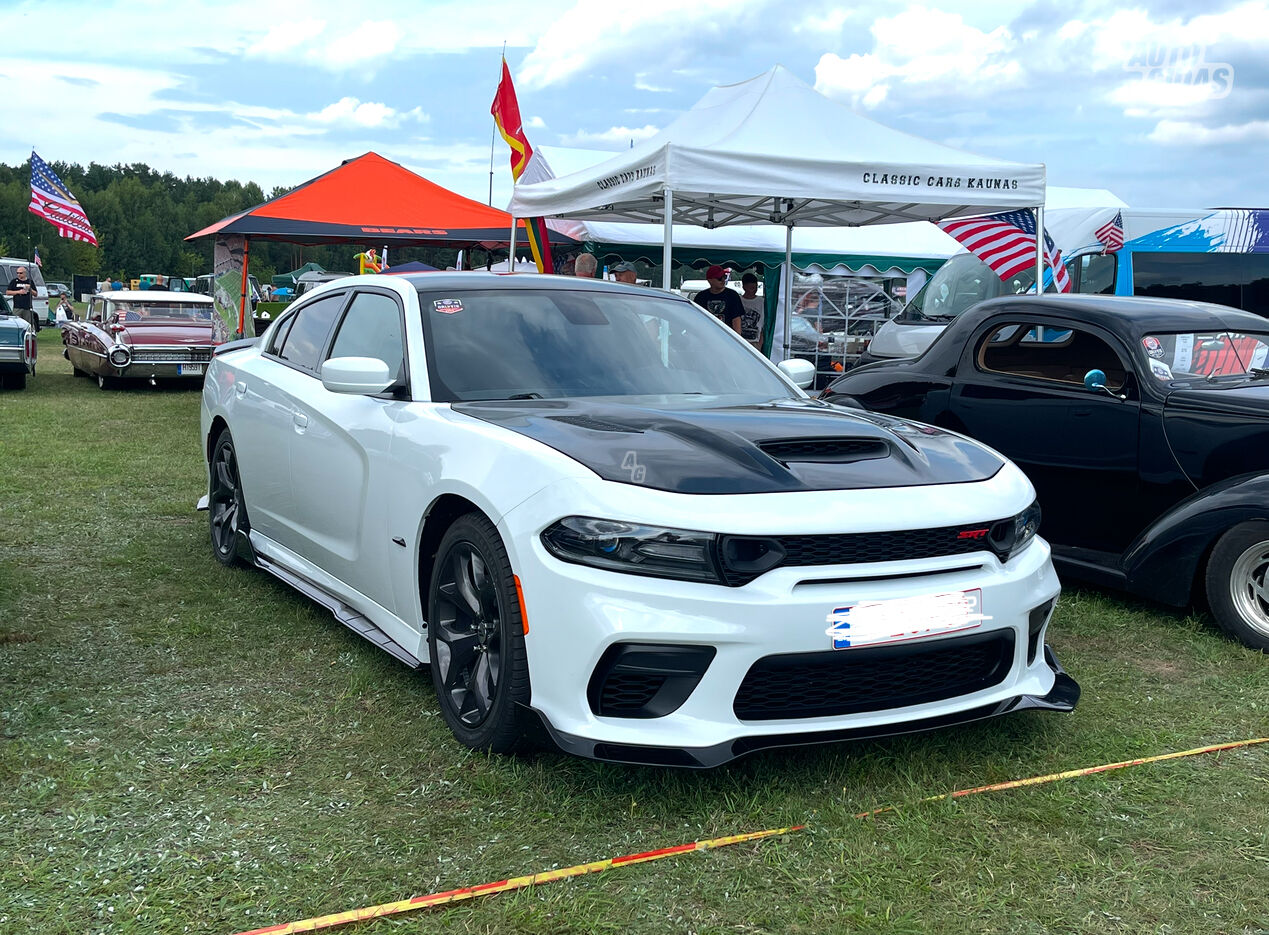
xmin=213 ymin=337 xmax=259 ymax=356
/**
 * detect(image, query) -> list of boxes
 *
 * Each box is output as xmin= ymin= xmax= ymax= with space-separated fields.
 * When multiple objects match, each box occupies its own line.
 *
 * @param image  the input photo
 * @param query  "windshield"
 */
xmin=902 ymin=253 xmax=1038 ymax=322
xmin=106 ymin=299 xmax=215 ymax=322
xmin=1141 ymin=331 xmax=1269 ymax=383
xmin=419 ymin=288 xmax=794 ymax=403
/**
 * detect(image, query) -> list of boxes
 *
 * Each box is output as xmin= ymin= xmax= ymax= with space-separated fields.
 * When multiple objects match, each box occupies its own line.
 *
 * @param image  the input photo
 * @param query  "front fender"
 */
xmin=1122 ymin=472 xmax=1269 ymax=606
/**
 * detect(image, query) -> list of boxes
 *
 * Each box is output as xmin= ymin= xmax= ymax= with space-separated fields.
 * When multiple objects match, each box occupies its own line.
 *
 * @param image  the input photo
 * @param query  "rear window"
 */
xmin=1133 ymin=253 xmax=1269 ymax=315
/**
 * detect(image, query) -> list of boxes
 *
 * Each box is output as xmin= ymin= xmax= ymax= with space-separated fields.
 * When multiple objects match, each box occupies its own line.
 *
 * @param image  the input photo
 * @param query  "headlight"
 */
xmin=989 ymin=500 xmax=1041 ymax=560
xmin=109 ymin=346 xmax=131 ymax=367
xmin=541 ymin=517 xmax=722 ymax=583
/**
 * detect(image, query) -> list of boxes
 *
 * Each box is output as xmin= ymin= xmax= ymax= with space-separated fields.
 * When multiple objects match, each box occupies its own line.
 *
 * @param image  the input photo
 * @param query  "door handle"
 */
xmin=235 ymin=381 xmax=247 ymax=396
xmin=293 ymin=411 xmax=309 ymax=431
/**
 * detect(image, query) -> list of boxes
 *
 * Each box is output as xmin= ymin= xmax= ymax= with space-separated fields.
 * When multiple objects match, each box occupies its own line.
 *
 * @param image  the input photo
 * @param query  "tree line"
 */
xmin=0 ymin=158 xmax=463 ymax=284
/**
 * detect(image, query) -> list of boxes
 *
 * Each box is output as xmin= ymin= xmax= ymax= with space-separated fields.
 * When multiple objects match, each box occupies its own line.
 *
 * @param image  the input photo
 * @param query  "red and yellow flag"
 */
xmin=491 ymin=58 xmax=554 ymax=274
xmin=491 ymin=58 xmax=533 ymax=182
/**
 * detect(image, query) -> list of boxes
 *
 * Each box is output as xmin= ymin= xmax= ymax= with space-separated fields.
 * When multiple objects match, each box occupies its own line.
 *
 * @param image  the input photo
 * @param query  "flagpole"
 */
xmin=1035 ymin=204 xmax=1044 ymax=295
xmin=489 ymin=42 xmax=505 ymax=206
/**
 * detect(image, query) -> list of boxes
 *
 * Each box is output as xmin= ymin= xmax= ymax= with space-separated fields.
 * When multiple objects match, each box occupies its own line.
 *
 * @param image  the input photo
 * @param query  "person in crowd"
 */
xmin=692 ymin=265 xmax=743 ymax=335
xmin=111 ymin=278 xmax=123 ymax=291
xmin=739 ymin=272 xmax=764 ymax=350
xmin=573 ymin=254 xmax=598 ymax=278
xmin=55 ymin=294 xmax=75 ymax=324
xmin=612 ymin=261 xmax=638 ymax=285
xmin=5 ymin=266 xmax=38 ymax=330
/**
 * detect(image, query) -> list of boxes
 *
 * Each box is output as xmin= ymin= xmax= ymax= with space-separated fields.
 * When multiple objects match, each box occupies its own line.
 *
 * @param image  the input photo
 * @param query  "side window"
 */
xmin=266 ymin=312 xmax=298 ymax=356
xmin=1077 ymin=254 xmax=1117 ymax=295
xmin=327 ymin=291 xmax=406 ymax=382
xmin=88 ymin=298 xmax=103 ymax=321
xmin=978 ymin=321 xmax=1128 ymax=389
xmin=276 ymin=293 xmax=345 ymax=372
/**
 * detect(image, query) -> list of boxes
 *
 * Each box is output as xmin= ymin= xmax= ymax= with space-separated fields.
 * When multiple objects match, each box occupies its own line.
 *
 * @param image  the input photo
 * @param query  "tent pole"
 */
xmin=782 ymin=224 xmax=793 ymax=357
xmin=662 ymin=189 xmax=673 ymax=290
xmin=238 ymin=237 xmax=250 ymax=339
xmin=1035 ymin=204 xmax=1044 ymax=295
xmin=509 ymin=217 xmax=517 ymax=272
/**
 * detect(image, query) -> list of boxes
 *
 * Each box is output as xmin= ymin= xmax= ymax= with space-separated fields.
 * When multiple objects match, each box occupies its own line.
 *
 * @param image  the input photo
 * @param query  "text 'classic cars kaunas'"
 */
xmin=199 ymin=272 xmax=1078 ymax=767
xmin=824 ymin=294 xmax=1269 ymax=651
xmin=63 ymin=290 xmax=227 ymax=389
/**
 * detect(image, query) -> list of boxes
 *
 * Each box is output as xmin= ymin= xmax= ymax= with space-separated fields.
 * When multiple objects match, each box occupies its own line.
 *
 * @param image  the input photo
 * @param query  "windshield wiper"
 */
xmin=1249 ymin=368 xmax=1269 ymax=380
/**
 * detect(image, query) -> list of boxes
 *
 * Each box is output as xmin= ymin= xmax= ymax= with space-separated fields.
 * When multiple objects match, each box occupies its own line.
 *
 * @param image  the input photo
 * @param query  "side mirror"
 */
xmin=321 ymin=356 xmax=393 ymax=395
xmin=1083 ymin=369 xmax=1106 ymax=391
xmin=778 ymin=358 xmax=816 ymax=389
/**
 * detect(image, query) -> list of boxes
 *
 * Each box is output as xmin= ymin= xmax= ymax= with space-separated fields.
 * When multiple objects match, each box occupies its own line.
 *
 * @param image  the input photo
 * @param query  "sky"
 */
xmin=1 ymin=0 xmax=1266 ymax=211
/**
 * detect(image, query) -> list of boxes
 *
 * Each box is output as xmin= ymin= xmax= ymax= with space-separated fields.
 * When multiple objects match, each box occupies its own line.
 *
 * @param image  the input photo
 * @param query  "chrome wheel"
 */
xmin=1228 ymin=542 xmax=1269 ymax=638
xmin=209 ymin=434 xmax=247 ymax=565
xmin=433 ymin=544 xmax=503 ymax=727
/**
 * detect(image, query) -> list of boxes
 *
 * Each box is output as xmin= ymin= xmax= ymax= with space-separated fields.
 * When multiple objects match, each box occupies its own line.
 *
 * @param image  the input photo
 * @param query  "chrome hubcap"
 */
xmin=1229 ymin=541 xmax=1269 ymax=637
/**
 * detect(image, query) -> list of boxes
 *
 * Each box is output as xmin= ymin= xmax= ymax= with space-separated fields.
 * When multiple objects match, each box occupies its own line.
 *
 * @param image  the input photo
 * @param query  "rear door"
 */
xmin=948 ymin=316 xmax=1144 ymax=552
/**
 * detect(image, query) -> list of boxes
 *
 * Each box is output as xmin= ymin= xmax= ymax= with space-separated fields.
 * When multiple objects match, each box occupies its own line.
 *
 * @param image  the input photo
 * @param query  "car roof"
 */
xmin=97 ymin=290 xmax=214 ymax=302
xmin=384 ymin=270 xmax=689 ymax=299
xmin=958 ymin=294 xmax=1269 ymax=340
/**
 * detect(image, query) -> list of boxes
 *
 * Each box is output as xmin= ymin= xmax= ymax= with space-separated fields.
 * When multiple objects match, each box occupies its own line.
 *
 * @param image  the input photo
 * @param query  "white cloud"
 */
xmin=560 ymin=124 xmax=661 ymax=149
xmin=525 ymin=115 xmax=546 ymax=129
xmin=795 ymin=8 xmax=853 ymax=34
xmin=309 ymin=97 xmax=399 ymax=127
xmin=1148 ymin=118 xmax=1269 ymax=146
xmin=518 ymin=0 xmax=744 ymax=90
xmin=814 ymin=6 xmax=1019 ymax=109
xmin=634 ymin=76 xmax=674 ymax=93
xmin=1108 ymin=78 xmax=1226 ymax=118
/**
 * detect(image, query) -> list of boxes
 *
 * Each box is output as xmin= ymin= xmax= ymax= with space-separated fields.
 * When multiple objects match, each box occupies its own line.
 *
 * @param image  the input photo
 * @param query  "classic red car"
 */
xmin=63 ymin=291 xmax=228 ymax=389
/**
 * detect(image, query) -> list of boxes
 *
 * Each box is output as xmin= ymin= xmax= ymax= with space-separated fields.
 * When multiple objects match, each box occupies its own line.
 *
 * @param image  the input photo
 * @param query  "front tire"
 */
xmin=1205 ymin=521 xmax=1269 ymax=652
xmin=427 ymin=513 xmax=531 ymax=753
xmin=208 ymin=430 xmax=251 ymax=567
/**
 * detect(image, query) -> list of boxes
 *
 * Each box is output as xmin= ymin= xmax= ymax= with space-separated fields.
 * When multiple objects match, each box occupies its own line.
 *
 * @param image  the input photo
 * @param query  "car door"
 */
xmin=948 ymin=317 xmax=1144 ymax=554
xmin=286 ymin=288 xmax=409 ymax=609
xmin=233 ymin=292 xmax=346 ymax=542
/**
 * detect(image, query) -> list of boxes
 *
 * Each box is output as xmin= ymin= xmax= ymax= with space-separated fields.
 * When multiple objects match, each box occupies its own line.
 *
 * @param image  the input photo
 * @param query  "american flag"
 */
xmin=28 ymin=150 xmax=98 ymax=246
xmin=32 ymin=246 xmax=42 ymax=268
xmin=1095 ymin=211 xmax=1124 ymax=254
xmin=939 ymin=209 xmax=1071 ymax=293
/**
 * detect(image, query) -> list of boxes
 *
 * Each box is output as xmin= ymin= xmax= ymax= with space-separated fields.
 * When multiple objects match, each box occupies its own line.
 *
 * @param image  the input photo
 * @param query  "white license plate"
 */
xmin=826 ymin=589 xmax=985 ymax=650
xmin=179 ymin=364 xmax=205 ymax=375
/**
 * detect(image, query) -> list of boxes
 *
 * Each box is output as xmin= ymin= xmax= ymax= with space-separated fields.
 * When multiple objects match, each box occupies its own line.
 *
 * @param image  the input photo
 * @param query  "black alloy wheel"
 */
xmin=427 ymin=513 xmax=530 ymax=753
xmin=208 ymin=431 xmax=250 ymax=567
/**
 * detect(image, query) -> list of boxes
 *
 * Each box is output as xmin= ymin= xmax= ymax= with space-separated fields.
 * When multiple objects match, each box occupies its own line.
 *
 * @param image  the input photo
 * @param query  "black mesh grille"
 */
xmin=776 ymin=523 xmax=1008 ymax=568
xmin=758 ymin=437 xmax=888 ymax=463
xmin=599 ymin=672 xmax=667 ymax=714
xmin=733 ymin=630 xmax=1015 ymax=720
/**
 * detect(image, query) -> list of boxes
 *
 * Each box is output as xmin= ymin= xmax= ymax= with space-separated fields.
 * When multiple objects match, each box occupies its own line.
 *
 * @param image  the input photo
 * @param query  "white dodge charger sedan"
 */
xmin=199 ymin=272 xmax=1078 ymax=767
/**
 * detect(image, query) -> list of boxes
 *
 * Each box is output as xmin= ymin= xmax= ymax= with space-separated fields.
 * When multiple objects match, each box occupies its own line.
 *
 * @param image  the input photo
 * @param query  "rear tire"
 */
xmin=208 ymin=430 xmax=251 ymax=567
xmin=1205 ymin=521 xmax=1269 ymax=652
xmin=427 ymin=513 xmax=531 ymax=753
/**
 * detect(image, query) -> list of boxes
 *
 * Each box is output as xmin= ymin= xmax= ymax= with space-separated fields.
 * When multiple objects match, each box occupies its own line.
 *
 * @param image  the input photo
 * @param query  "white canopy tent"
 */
xmin=508 ymin=65 xmax=1048 ymax=353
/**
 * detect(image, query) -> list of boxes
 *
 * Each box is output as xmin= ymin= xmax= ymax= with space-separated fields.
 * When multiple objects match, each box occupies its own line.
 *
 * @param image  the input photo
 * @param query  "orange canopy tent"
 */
xmin=186 ymin=152 xmax=572 ymax=335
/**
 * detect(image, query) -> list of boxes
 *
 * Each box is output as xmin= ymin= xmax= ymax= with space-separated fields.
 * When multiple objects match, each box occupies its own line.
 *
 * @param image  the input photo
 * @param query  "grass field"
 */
xmin=2 ymin=328 xmax=1267 ymax=934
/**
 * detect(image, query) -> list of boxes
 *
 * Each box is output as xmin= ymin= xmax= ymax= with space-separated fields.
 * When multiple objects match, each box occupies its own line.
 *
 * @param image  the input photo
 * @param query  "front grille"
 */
xmin=758 ymin=437 xmax=888 ymax=463
xmin=778 ymin=523 xmax=1009 ymax=568
xmin=130 ymin=347 xmax=213 ymax=363
xmin=733 ymin=630 xmax=1015 ymax=720
xmin=599 ymin=672 xmax=667 ymax=714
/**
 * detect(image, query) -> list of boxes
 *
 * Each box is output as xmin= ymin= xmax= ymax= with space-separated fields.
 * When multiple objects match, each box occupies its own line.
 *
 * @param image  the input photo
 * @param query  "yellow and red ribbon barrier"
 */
xmin=235 ymin=737 xmax=1267 ymax=935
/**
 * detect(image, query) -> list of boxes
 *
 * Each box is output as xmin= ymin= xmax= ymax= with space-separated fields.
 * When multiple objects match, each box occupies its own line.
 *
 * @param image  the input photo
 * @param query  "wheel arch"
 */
xmin=207 ymin=415 xmax=230 ymax=462
xmin=1122 ymin=473 xmax=1269 ymax=606
xmin=417 ymin=494 xmax=490 ymax=611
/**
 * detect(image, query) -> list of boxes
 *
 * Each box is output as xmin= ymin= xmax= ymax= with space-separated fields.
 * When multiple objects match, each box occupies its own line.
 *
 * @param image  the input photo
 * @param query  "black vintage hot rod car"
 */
xmin=823 ymin=294 xmax=1269 ymax=651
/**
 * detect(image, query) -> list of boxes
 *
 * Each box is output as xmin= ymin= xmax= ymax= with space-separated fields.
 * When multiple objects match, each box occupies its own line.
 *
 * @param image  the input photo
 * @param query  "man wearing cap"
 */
xmin=738 ymin=272 xmax=764 ymax=350
xmin=612 ymin=261 xmax=638 ymax=285
xmin=692 ymin=265 xmax=743 ymax=335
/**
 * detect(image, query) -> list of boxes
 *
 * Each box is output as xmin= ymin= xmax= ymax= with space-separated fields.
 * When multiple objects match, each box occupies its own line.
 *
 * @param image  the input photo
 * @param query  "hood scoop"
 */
xmin=758 ymin=437 xmax=889 ymax=465
xmin=548 ymin=414 xmax=644 ymax=434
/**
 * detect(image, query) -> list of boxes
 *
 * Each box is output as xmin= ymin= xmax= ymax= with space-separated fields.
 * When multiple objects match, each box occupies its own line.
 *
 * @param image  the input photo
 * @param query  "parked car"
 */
xmin=46 ymin=281 xmax=71 ymax=298
xmin=0 ymin=296 xmax=37 ymax=389
xmin=822 ymin=294 xmax=1269 ymax=651
xmin=63 ymin=290 xmax=227 ymax=389
xmin=199 ymin=272 xmax=1077 ymax=766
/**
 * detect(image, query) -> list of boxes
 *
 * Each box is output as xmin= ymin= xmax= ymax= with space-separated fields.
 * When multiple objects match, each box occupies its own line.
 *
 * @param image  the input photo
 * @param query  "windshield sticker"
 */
xmin=1149 ymin=358 xmax=1173 ymax=381
xmin=433 ymin=298 xmax=464 ymax=315
xmin=1142 ymin=336 xmax=1165 ymax=359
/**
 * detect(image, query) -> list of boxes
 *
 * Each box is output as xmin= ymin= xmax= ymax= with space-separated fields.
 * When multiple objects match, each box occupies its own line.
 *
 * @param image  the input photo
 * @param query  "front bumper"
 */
xmin=504 ymin=485 xmax=1071 ymax=766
